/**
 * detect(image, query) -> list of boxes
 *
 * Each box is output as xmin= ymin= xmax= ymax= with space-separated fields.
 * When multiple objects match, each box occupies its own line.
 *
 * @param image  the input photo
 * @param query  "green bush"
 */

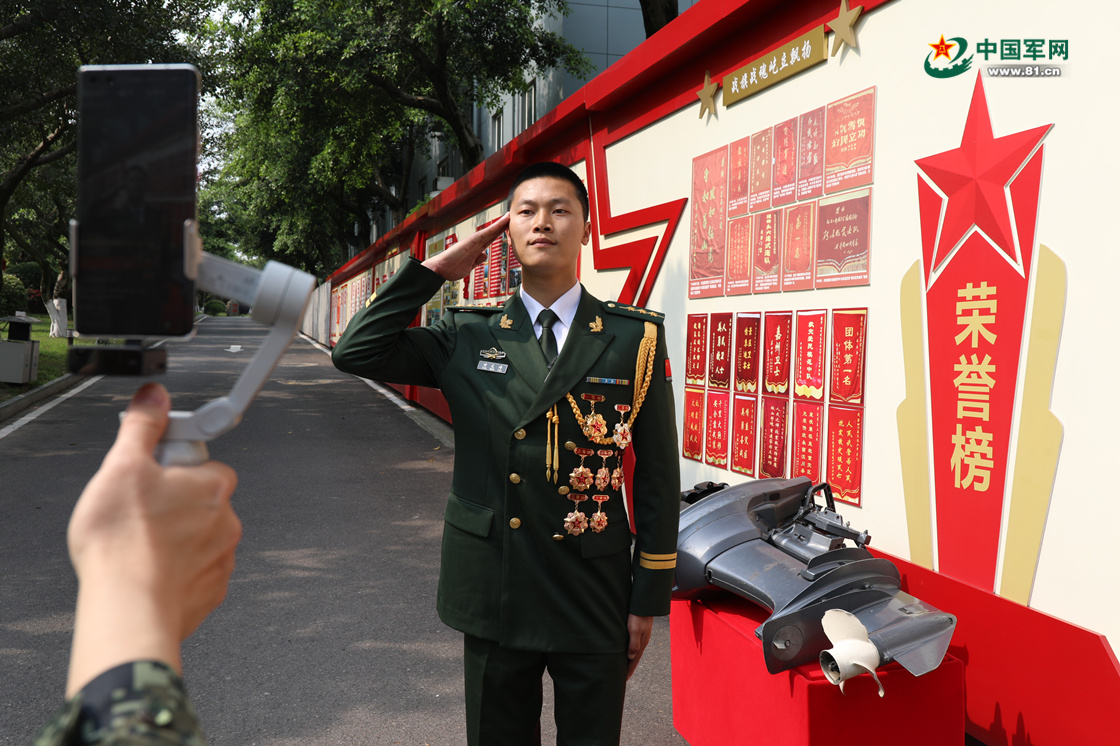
xmin=0 ymin=274 xmax=27 ymax=316
xmin=203 ymin=299 xmax=226 ymax=315
xmin=7 ymin=261 xmax=41 ymax=293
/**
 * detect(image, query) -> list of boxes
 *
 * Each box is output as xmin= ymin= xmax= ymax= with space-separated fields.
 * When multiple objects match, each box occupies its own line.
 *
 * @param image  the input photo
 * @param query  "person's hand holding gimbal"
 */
xmin=65 ymin=382 xmax=241 ymax=697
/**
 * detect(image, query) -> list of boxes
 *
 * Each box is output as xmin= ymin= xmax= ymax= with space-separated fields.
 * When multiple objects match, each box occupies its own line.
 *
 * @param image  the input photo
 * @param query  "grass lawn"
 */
xmin=0 ymin=315 xmax=115 ymax=405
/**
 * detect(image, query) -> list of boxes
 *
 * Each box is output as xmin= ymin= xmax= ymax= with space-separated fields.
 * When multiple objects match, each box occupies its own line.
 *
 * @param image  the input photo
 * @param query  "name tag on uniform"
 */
xmin=477 ymin=360 xmax=509 ymax=374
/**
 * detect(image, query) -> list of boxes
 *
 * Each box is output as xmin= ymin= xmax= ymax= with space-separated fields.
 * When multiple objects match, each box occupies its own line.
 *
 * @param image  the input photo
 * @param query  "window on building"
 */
xmin=491 ymin=109 xmax=504 ymax=148
xmin=418 ymin=176 xmax=428 ymax=199
xmin=438 ymin=157 xmax=450 ymax=178
xmin=519 ymin=82 xmax=537 ymax=132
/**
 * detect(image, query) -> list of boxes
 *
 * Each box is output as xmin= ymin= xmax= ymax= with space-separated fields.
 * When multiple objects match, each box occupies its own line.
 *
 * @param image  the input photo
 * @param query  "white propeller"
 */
xmin=820 ymin=608 xmax=885 ymax=697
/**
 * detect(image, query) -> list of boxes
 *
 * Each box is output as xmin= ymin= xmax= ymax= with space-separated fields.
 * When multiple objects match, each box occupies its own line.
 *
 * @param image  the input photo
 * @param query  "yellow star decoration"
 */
xmin=829 ymin=0 xmax=864 ymax=57
xmin=929 ymin=34 xmax=956 ymax=61
xmin=696 ymin=71 xmax=719 ymax=120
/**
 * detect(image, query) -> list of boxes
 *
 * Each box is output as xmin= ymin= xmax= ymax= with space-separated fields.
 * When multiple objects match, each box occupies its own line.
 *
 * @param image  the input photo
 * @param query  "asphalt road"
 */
xmin=0 ymin=316 xmax=687 ymax=745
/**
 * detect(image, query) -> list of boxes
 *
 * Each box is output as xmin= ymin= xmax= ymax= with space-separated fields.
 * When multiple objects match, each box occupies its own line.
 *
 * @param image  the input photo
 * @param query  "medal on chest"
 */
xmin=564 ymin=492 xmax=589 ymax=536
xmin=569 ymin=447 xmax=595 ymax=492
xmin=549 ymin=320 xmax=662 ymax=536
xmin=595 ymin=449 xmax=614 ymax=490
xmin=588 ymin=494 xmax=610 ymax=532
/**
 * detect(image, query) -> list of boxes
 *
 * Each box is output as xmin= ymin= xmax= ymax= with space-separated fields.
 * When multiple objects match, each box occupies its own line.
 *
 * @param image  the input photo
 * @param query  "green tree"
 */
xmin=205 ymin=0 xmax=591 ymax=276
xmin=249 ymin=0 xmax=591 ymax=170
xmin=0 ymin=274 xmax=26 ymax=316
xmin=0 ymin=1 xmax=218 ymax=295
xmin=3 ymin=155 xmax=73 ymax=300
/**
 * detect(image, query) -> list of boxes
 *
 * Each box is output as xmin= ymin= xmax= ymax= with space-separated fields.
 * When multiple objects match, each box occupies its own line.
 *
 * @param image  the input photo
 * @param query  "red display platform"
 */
xmin=671 ymin=596 xmax=964 ymax=746
xmin=880 ymin=550 xmax=1120 ymax=745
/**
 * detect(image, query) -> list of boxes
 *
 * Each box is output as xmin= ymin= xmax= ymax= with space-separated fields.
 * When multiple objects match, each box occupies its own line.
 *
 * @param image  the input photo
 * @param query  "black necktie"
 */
xmin=537 ymin=309 xmax=559 ymax=368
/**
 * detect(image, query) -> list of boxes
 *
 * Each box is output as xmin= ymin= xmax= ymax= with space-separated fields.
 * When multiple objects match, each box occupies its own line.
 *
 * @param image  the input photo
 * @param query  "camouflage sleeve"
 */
xmin=34 ymin=661 xmax=206 ymax=745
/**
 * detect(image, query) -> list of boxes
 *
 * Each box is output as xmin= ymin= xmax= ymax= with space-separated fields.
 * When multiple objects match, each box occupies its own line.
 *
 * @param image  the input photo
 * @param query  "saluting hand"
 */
xmin=422 ymin=213 xmax=511 ymax=281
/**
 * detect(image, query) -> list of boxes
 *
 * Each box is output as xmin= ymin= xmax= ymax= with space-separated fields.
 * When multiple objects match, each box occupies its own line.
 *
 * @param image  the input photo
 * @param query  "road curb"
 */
xmin=0 ymin=373 xmax=84 ymax=424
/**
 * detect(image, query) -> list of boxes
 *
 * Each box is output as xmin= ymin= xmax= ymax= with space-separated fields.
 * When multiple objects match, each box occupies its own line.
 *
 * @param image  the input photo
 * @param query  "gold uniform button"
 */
xmin=564 ymin=441 xmax=577 ymax=451
xmin=514 ymin=429 xmax=526 ymax=440
xmin=509 ymin=473 xmax=521 ymax=484
xmin=558 ymin=486 xmax=570 ymax=496
xmin=509 ymin=517 xmax=522 ymax=529
xmin=552 ymin=533 xmax=565 ymax=541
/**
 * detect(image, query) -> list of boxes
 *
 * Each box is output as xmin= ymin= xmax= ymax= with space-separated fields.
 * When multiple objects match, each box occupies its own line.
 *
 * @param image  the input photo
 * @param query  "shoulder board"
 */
xmin=602 ymin=301 xmax=665 ymax=324
xmin=448 ymin=305 xmax=504 ymax=314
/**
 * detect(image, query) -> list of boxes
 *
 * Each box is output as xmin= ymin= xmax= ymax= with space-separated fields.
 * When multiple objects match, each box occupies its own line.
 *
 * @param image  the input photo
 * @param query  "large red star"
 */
xmin=928 ymin=34 xmax=955 ymax=60
xmin=915 ymin=73 xmax=1051 ymax=273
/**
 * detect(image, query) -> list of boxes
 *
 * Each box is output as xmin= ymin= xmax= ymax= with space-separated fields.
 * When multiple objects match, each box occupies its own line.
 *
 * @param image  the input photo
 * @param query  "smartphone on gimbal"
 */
xmin=72 ymin=63 xmax=199 ymax=340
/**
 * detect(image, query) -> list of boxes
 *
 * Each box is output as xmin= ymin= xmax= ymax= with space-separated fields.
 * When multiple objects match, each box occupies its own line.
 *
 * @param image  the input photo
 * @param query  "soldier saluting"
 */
xmin=333 ymin=161 xmax=681 ymax=745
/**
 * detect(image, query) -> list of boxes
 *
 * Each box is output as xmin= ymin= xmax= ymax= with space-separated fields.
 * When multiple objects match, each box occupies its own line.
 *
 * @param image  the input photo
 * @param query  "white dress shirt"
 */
xmin=520 ymin=281 xmax=582 ymax=359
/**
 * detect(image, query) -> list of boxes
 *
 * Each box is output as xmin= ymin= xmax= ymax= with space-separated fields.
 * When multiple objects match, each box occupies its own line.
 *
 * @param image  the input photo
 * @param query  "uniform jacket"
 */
xmin=35 ymin=661 xmax=203 ymax=746
xmin=333 ymin=258 xmax=681 ymax=653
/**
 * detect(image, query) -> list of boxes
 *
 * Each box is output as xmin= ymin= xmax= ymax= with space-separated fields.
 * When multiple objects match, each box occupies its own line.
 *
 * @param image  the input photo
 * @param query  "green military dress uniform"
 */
xmin=333 ymin=258 xmax=681 ymax=738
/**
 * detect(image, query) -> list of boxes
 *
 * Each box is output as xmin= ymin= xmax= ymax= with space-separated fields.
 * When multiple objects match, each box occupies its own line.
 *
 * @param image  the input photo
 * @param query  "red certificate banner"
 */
xmin=728 ymin=135 xmax=751 ymax=218
xmin=913 ymin=74 xmax=1050 ymax=592
xmin=708 ymin=312 xmax=733 ymax=390
xmin=705 ymin=390 xmax=730 ymax=467
xmin=506 ymin=239 xmax=522 ymax=289
xmin=772 ymin=117 xmax=798 ymax=207
xmin=487 ymin=229 xmax=509 ymax=297
xmin=782 ymin=201 xmax=815 ymax=291
xmin=330 ymin=287 xmax=341 ymax=345
xmin=734 ymin=312 xmax=761 ymax=393
xmin=748 ymin=127 xmax=773 ymax=212
xmin=827 ymin=405 xmax=864 ymax=506
xmin=816 ymin=188 xmax=871 ymax=288
xmin=685 ymin=314 xmax=709 ymax=386
xmin=763 ymin=311 xmax=792 ymax=395
xmin=682 ymin=387 xmax=706 ymax=462
xmin=731 ymin=395 xmax=758 ymax=476
xmin=759 ymin=396 xmax=789 ymax=479
xmin=797 ymin=106 xmax=825 ymax=200
xmin=751 ymin=208 xmax=783 ymax=294
xmin=470 ymin=259 xmax=489 ymax=300
xmin=792 ymin=401 xmax=824 ymax=483
xmin=725 ymin=216 xmax=753 ymax=295
xmin=689 ymin=146 xmax=728 ymax=298
xmin=830 ymin=308 xmax=868 ymax=405
xmin=825 ymin=87 xmax=875 ymax=194
xmin=794 ymin=309 xmax=827 ymax=401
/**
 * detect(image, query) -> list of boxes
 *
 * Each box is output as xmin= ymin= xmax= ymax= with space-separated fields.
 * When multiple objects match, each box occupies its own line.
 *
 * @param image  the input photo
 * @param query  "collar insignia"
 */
xmin=589 ymin=316 xmax=604 ymax=333
xmin=499 ymin=314 xmax=513 ymax=329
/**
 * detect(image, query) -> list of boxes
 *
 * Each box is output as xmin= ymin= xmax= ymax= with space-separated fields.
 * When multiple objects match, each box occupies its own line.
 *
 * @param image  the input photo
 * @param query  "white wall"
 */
xmin=577 ymin=0 xmax=1119 ymax=649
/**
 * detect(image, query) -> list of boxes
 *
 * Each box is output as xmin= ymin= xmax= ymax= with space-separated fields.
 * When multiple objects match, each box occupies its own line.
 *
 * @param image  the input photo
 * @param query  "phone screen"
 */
xmin=74 ymin=65 xmax=199 ymax=337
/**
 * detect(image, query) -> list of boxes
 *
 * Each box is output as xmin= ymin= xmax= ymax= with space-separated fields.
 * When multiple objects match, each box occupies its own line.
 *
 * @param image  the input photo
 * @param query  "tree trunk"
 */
xmin=639 ymin=0 xmax=678 ymax=37
xmin=53 ymin=265 xmax=70 ymax=300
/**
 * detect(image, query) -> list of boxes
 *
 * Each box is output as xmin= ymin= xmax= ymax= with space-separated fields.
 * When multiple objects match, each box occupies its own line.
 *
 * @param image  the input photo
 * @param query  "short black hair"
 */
xmin=507 ymin=161 xmax=590 ymax=222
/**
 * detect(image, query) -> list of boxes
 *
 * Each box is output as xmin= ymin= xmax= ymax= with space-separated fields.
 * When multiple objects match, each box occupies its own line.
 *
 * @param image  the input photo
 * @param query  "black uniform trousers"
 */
xmin=464 ymin=635 xmax=629 ymax=746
